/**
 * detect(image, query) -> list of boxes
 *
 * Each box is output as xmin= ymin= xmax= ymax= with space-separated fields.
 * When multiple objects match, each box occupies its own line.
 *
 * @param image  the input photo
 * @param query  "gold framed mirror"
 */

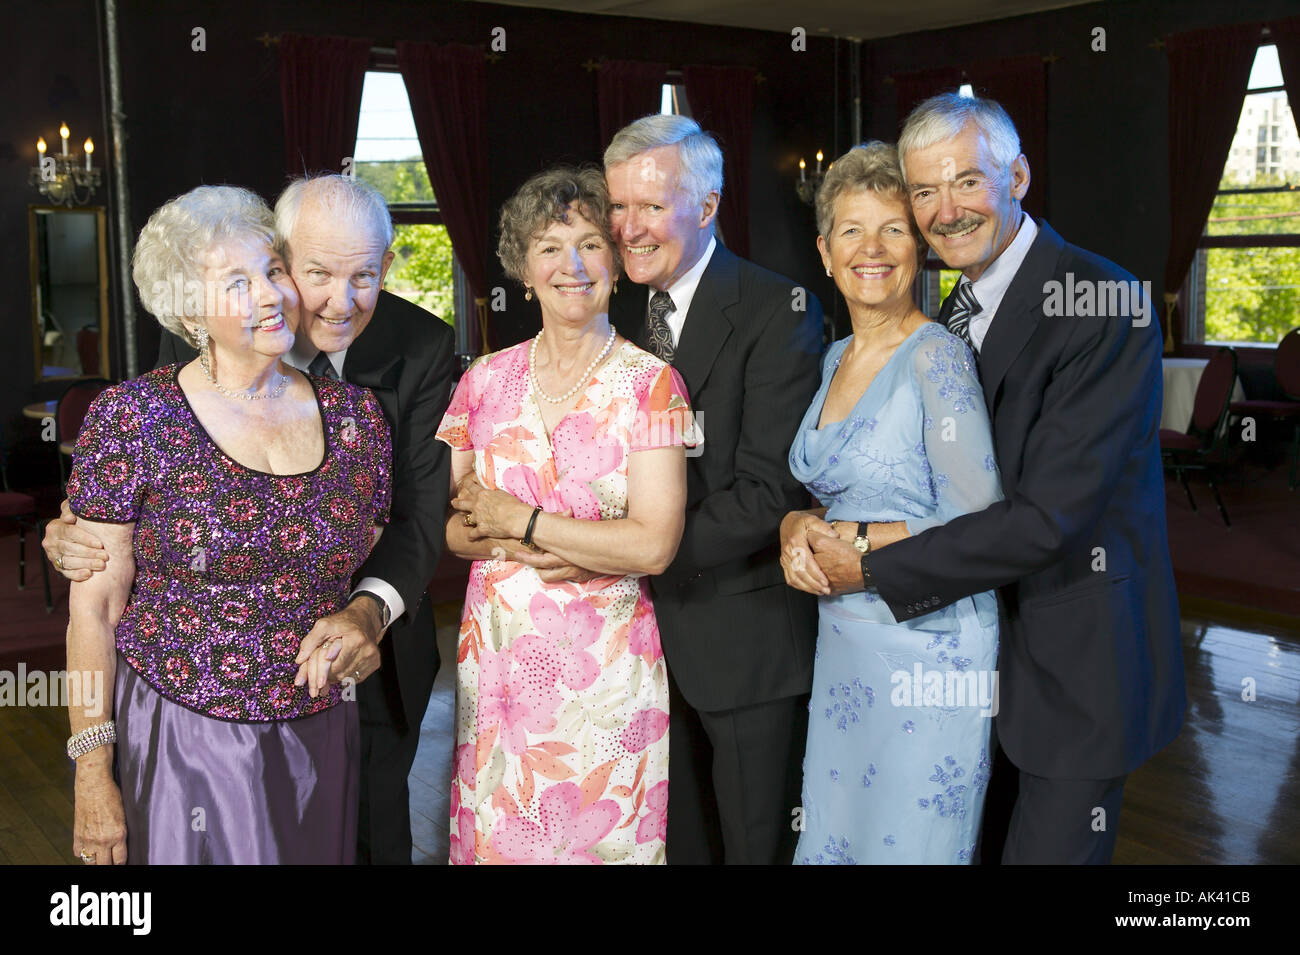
xmin=29 ymin=205 xmax=110 ymax=381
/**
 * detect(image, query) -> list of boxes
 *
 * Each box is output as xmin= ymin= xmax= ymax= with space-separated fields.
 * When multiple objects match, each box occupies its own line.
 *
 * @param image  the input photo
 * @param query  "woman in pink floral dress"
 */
xmin=437 ymin=167 xmax=697 ymax=864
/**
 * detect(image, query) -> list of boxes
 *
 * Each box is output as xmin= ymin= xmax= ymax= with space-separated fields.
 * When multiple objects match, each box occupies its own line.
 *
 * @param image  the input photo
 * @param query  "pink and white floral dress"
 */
xmin=436 ymin=339 xmax=698 ymax=865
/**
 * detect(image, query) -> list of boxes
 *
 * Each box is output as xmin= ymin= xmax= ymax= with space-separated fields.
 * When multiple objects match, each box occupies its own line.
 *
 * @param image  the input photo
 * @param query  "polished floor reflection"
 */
xmin=1 ymin=598 xmax=1294 ymax=864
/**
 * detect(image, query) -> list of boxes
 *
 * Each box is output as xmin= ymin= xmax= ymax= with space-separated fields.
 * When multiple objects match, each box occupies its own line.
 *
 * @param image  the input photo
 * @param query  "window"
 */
xmin=353 ymin=70 xmax=456 ymax=329
xmin=1188 ymin=43 xmax=1300 ymax=345
xmin=660 ymin=81 xmax=691 ymax=117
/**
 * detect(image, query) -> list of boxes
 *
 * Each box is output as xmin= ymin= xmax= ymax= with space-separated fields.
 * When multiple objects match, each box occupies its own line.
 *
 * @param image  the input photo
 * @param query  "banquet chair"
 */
xmin=1228 ymin=327 xmax=1300 ymax=490
xmin=55 ymin=378 xmax=112 ymax=488
xmin=1160 ymin=346 xmax=1237 ymax=527
xmin=0 ymin=424 xmax=53 ymax=613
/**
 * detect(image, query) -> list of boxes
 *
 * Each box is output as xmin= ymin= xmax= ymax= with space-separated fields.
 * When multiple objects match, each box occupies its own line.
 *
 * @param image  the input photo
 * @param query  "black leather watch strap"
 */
xmin=860 ymin=552 xmax=871 ymax=588
xmin=353 ymin=590 xmax=392 ymax=630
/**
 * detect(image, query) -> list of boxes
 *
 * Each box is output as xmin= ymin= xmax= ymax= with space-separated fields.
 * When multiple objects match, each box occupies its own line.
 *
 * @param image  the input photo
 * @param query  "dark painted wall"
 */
xmin=1 ymin=0 xmax=106 ymax=472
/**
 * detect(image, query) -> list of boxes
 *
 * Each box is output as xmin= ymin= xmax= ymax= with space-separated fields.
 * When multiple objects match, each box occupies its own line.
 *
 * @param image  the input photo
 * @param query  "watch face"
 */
xmin=853 ymin=537 xmax=869 ymax=554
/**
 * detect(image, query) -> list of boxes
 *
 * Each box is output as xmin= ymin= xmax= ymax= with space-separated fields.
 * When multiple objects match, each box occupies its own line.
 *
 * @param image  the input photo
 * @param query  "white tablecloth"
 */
xmin=1161 ymin=357 xmax=1245 ymax=432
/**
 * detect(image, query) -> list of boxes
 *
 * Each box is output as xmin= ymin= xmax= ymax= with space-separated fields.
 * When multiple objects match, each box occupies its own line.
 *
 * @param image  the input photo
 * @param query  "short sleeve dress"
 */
xmin=436 ymin=339 xmax=698 ymax=865
xmin=66 ymin=365 xmax=392 ymax=864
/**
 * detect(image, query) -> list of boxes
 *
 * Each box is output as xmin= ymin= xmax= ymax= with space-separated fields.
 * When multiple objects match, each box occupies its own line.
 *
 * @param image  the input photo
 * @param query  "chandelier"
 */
xmin=30 ymin=123 xmax=101 ymax=207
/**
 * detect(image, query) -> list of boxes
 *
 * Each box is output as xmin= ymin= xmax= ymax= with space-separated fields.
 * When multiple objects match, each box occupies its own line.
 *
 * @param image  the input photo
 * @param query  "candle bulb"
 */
xmin=84 ymin=138 xmax=94 ymax=171
xmin=816 ymin=150 xmax=824 ymax=174
xmin=60 ymin=122 xmax=70 ymax=157
xmin=37 ymin=137 xmax=47 ymax=158
xmin=799 ymin=158 xmax=806 ymax=183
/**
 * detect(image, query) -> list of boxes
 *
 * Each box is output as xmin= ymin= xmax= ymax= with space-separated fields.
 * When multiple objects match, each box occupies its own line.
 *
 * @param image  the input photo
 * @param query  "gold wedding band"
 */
xmin=464 ymin=515 xmax=477 ymax=527
xmin=79 ymin=850 xmax=95 ymax=863
xmin=55 ymin=554 xmax=65 ymax=571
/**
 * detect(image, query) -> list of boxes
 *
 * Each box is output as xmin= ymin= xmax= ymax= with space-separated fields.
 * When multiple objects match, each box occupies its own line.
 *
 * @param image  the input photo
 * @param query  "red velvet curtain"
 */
xmin=598 ymin=60 xmax=668 ymax=148
xmin=279 ymin=34 xmax=372 ymax=176
xmin=682 ymin=65 xmax=755 ymax=258
xmin=892 ymin=57 xmax=1046 ymax=218
xmin=1164 ymin=23 xmax=1261 ymax=350
xmin=397 ymin=42 xmax=491 ymax=349
xmin=1273 ymin=16 xmax=1300 ymax=109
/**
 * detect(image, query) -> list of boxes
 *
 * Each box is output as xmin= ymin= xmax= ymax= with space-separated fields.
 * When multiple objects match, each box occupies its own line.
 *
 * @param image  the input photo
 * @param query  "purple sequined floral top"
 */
xmin=67 ymin=365 xmax=392 ymax=723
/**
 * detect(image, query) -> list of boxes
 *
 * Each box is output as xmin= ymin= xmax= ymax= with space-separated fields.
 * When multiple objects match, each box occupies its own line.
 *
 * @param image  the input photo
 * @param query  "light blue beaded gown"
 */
xmin=790 ymin=322 xmax=1002 ymax=865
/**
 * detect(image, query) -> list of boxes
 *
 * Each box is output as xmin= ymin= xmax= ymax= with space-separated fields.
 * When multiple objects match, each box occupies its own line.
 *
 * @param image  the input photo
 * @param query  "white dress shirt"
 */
xmin=966 ymin=214 xmax=1038 ymax=353
xmin=286 ymin=339 xmax=401 ymax=627
xmin=650 ymin=236 xmax=717 ymax=344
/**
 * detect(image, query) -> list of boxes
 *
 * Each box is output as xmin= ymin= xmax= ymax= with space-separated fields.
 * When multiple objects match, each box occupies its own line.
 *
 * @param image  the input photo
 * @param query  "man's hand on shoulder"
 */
xmin=43 ymin=499 xmax=108 ymax=582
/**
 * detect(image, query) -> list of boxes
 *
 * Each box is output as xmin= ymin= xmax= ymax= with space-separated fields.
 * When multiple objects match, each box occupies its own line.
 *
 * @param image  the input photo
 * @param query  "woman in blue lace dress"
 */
xmin=779 ymin=143 xmax=1002 ymax=864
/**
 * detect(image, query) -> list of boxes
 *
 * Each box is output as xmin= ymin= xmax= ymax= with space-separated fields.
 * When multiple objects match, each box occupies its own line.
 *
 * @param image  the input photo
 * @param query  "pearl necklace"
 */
xmin=529 ymin=326 xmax=616 ymax=404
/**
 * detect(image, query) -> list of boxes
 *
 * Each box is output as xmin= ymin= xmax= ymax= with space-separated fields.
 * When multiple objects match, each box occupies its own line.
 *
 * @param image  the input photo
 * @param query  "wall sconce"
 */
xmin=30 ymin=123 xmax=102 ymax=206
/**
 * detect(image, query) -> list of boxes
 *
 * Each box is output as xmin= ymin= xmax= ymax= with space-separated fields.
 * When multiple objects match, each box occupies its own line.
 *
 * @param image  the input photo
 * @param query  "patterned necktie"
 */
xmin=946 ymin=280 xmax=982 ymax=352
xmin=308 ymin=350 xmax=340 ymax=381
xmin=647 ymin=291 xmax=676 ymax=362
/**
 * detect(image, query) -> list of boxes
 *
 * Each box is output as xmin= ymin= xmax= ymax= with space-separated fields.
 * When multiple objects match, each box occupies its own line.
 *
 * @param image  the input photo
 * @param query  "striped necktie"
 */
xmin=647 ymin=291 xmax=676 ymax=362
xmin=946 ymin=280 xmax=982 ymax=351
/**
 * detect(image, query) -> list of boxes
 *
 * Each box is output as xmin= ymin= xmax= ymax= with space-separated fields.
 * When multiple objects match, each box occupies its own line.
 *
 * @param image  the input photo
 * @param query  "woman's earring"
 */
xmin=613 ymin=278 xmax=620 ymax=295
xmin=524 ymin=287 xmax=534 ymax=302
xmin=195 ymin=325 xmax=213 ymax=381
xmin=826 ymin=268 xmax=833 ymax=277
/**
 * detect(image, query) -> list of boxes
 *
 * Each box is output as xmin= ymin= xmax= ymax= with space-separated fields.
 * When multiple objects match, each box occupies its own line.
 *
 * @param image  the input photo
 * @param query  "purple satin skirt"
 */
xmin=114 ymin=655 xmax=359 ymax=864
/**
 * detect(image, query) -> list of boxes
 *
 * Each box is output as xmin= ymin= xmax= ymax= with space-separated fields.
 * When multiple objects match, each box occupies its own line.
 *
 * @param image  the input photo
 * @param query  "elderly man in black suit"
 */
xmin=602 ymin=115 xmax=822 ymax=864
xmin=44 ymin=174 xmax=456 ymax=865
xmin=795 ymin=93 xmax=1185 ymax=864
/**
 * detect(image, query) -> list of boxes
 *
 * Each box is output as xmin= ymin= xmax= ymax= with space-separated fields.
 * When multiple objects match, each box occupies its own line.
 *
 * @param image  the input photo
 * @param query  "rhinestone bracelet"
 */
xmin=67 ymin=721 xmax=117 ymax=761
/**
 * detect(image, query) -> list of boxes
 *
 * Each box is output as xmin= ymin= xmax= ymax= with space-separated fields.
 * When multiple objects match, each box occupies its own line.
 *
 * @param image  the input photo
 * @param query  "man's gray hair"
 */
xmin=603 ymin=114 xmax=724 ymax=209
xmin=275 ymin=174 xmax=394 ymax=260
xmin=131 ymin=184 xmax=276 ymax=347
xmin=897 ymin=92 xmax=1022 ymax=181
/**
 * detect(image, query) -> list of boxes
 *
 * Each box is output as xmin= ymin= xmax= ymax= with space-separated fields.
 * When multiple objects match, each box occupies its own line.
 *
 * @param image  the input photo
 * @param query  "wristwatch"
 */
xmin=353 ymin=590 xmax=392 ymax=631
xmin=852 ymin=521 xmax=871 ymax=555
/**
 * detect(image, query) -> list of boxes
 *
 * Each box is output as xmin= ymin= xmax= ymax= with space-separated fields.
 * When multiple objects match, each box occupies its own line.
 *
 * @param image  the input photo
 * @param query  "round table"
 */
xmin=21 ymin=400 xmax=57 ymax=421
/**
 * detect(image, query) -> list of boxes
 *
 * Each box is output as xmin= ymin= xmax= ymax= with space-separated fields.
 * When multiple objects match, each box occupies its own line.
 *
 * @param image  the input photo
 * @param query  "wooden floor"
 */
xmin=3 ymin=598 xmax=1296 ymax=865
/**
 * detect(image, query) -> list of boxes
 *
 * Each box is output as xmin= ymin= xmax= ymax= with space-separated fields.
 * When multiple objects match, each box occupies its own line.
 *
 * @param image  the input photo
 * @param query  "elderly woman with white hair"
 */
xmin=778 ymin=142 xmax=1002 ymax=864
xmin=64 ymin=185 xmax=392 ymax=864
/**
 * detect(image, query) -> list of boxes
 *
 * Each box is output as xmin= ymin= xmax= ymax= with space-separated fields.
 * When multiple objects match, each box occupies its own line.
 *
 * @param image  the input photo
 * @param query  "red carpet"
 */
xmin=1164 ymin=463 xmax=1300 ymax=618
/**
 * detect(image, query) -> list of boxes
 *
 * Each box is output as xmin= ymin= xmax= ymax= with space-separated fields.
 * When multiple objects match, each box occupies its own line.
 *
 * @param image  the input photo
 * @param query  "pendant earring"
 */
xmin=525 ymin=287 xmax=534 ymax=302
xmin=195 ymin=325 xmax=213 ymax=381
xmin=826 ymin=268 xmax=833 ymax=277
xmin=613 ymin=278 xmax=620 ymax=295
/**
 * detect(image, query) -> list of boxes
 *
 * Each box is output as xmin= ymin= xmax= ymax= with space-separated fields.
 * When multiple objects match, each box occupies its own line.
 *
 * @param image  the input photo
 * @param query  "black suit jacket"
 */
xmin=612 ymin=243 xmax=822 ymax=712
xmin=869 ymin=220 xmax=1186 ymax=779
xmin=157 ymin=289 xmax=456 ymax=732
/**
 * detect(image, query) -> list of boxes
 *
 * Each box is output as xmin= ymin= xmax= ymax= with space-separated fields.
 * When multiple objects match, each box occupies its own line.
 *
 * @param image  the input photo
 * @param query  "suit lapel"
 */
xmin=339 ymin=291 xmax=404 ymax=391
xmin=672 ymin=243 xmax=737 ymax=392
xmin=977 ymin=219 xmax=1065 ymax=409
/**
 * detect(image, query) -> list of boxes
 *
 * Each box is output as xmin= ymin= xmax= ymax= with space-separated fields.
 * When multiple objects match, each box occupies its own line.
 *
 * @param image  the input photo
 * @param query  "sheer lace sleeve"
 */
xmin=905 ymin=328 xmax=1003 ymax=537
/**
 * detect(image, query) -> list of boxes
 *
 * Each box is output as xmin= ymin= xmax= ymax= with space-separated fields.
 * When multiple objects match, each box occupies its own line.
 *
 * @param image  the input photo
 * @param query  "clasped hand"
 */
xmin=779 ymin=510 xmax=868 ymax=597
xmin=452 ymin=474 xmax=602 ymax=584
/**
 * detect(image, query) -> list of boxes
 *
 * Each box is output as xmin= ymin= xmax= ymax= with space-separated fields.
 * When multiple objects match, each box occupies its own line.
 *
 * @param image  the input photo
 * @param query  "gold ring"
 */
xmin=55 ymin=554 xmax=65 ymax=571
xmin=464 ymin=515 xmax=477 ymax=527
xmin=79 ymin=850 xmax=95 ymax=863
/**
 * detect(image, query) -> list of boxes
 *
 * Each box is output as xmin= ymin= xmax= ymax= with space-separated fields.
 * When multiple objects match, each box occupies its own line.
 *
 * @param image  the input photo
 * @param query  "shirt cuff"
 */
xmin=351 ymin=578 xmax=406 ymax=626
